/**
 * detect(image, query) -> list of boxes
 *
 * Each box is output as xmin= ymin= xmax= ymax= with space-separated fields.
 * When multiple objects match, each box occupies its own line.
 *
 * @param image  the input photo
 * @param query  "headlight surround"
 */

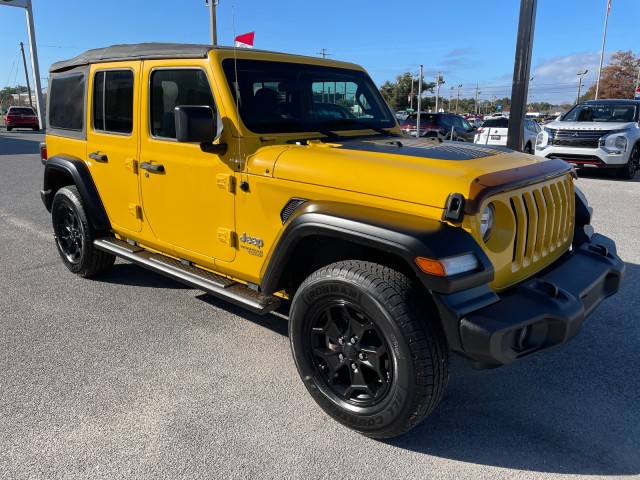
xmin=598 ymin=129 xmax=630 ymax=150
xmin=480 ymin=203 xmax=495 ymax=243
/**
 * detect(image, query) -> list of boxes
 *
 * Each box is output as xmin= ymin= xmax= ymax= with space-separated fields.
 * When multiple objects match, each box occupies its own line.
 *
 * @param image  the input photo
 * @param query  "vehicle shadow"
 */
xmin=96 ymin=260 xmax=639 ymax=475
xmin=91 ymin=262 xmax=191 ymax=290
xmin=384 ymin=261 xmax=639 ymax=476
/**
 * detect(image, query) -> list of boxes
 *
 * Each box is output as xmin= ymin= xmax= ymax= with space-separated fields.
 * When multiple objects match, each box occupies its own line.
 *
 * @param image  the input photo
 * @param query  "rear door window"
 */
xmin=93 ymin=70 xmax=134 ymax=134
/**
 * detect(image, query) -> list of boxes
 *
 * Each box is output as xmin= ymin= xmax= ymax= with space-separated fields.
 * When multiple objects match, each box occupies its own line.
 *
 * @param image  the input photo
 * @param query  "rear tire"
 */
xmin=51 ymin=186 xmax=115 ymax=277
xmin=6 ymin=127 xmax=12 ymax=131
xmin=289 ymin=260 xmax=449 ymax=438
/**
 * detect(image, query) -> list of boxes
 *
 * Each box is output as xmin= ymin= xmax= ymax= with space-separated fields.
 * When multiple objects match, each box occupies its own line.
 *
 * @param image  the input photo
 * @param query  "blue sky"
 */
xmin=1 ymin=0 xmax=638 ymax=105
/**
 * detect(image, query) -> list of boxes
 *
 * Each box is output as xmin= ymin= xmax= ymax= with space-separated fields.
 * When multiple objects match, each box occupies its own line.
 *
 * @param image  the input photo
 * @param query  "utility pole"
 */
xmin=576 ymin=69 xmax=588 ymax=104
xmin=317 ymin=47 xmax=330 ymax=59
xmin=456 ymin=84 xmax=462 ymax=114
xmin=206 ymin=0 xmax=218 ymax=45
xmin=475 ymin=84 xmax=481 ymax=115
xmin=19 ymin=42 xmax=33 ymax=107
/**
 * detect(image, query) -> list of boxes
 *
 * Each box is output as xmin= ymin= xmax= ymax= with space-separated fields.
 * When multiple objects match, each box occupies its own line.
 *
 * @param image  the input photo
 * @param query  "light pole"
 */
xmin=410 ymin=73 xmax=419 ymax=111
xmin=475 ymin=84 xmax=481 ymax=115
xmin=435 ymin=72 xmax=441 ymax=114
xmin=0 ymin=0 xmax=44 ymax=129
xmin=456 ymin=84 xmax=462 ymax=114
xmin=449 ymin=87 xmax=454 ymax=113
xmin=416 ymin=65 xmax=423 ymax=137
xmin=576 ymin=69 xmax=588 ymax=104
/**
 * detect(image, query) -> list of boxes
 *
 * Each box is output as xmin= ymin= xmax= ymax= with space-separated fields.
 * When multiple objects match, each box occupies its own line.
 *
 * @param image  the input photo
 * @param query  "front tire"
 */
xmin=289 ymin=261 xmax=449 ymax=438
xmin=616 ymin=156 xmax=636 ymax=179
xmin=51 ymin=186 xmax=115 ymax=277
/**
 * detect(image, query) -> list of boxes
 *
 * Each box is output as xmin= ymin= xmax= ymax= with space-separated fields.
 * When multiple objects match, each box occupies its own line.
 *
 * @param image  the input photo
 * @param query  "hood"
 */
xmin=266 ymin=137 xmax=551 ymax=210
xmin=546 ymin=120 xmax=635 ymax=131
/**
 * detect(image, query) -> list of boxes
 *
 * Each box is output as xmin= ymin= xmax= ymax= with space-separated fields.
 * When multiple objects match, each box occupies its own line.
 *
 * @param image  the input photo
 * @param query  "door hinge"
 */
xmin=125 ymin=158 xmax=139 ymax=174
xmin=217 ymin=228 xmax=236 ymax=247
xmin=216 ymin=174 xmax=236 ymax=193
xmin=128 ymin=204 xmax=142 ymax=219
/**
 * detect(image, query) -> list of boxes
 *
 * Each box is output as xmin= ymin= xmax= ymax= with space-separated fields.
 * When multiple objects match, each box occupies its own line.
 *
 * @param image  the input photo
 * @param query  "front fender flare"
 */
xmin=260 ymin=201 xmax=494 ymax=295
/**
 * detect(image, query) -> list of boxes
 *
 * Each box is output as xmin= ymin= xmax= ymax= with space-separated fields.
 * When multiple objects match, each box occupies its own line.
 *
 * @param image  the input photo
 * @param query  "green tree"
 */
xmin=0 ymin=85 xmax=29 ymax=109
xmin=379 ymin=72 xmax=436 ymax=111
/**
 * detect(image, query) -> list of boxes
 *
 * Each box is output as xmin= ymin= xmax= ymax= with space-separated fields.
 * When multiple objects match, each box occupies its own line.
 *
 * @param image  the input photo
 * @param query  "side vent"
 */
xmin=280 ymin=198 xmax=307 ymax=224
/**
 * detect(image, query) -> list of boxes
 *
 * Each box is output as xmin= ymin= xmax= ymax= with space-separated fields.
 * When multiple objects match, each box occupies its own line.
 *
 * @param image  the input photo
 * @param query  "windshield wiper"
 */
xmin=319 ymin=118 xmax=394 ymax=136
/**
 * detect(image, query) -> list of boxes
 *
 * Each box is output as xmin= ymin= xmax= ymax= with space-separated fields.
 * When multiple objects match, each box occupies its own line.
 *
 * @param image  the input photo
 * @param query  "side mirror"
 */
xmin=175 ymin=105 xmax=216 ymax=143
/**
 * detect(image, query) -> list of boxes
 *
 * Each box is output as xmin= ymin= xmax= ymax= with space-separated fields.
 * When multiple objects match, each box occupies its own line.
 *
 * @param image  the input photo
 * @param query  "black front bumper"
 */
xmin=434 ymin=233 xmax=625 ymax=366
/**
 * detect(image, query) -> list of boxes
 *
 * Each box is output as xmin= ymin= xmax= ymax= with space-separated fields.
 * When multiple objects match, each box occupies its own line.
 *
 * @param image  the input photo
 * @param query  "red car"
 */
xmin=5 ymin=106 xmax=40 ymax=131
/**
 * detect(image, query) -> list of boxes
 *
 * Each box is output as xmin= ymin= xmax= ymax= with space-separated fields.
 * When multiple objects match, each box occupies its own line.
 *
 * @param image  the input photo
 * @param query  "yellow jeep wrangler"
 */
xmin=40 ymin=43 xmax=624 ymax=438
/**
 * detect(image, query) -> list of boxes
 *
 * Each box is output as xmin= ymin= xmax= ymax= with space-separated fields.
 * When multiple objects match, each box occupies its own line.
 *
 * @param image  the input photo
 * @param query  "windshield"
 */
xmin=562 ymin=103 xmax=638 ymax=123
xmin=222 ymin=59 xmax=396 ymax=134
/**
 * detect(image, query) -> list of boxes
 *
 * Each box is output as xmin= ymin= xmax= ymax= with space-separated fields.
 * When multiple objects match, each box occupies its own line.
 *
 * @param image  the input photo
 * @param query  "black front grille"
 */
xmin=548 ymin=129 xmax=611 ymax=149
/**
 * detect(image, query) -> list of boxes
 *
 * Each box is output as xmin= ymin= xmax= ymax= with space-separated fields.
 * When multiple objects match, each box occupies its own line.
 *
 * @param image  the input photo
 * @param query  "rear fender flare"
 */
xmin=42 ymin=155 xmax=110 ymax=231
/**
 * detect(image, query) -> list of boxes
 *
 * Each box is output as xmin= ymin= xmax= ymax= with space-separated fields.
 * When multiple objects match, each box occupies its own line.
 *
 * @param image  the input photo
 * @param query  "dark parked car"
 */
xmin=400 ymin=112 xmax=476 ymax=141
xmin=5 ymin=105 xmax=39 ymax=131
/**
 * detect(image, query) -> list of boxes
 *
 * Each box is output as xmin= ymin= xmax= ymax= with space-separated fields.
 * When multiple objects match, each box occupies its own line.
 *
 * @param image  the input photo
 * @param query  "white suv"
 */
xmin=535 ymin=99 xmax=640 ymax=179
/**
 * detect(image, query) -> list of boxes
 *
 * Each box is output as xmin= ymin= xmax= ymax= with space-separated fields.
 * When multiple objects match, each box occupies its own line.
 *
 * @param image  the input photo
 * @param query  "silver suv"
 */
xmin=535 ymin=99 xmax=640 ymax=179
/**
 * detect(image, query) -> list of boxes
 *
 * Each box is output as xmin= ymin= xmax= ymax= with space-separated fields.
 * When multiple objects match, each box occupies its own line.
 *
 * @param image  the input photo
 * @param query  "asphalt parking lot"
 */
xmin=1 ymin=130 xmax=639 ymax=480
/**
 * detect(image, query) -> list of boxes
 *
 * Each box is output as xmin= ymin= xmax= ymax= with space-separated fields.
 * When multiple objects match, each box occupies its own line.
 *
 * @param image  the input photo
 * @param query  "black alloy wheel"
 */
xmin=51 ymin=186 xmax=114 ymax=277
xmin=307 ymin=300 xmax=392 ymax=407
xmin=289 ymin=260 xmax=449 ymax=438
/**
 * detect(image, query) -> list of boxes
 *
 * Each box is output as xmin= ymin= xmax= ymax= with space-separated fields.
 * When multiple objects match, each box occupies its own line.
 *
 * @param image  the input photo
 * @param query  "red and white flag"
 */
xmin=607 ymin=0 xmax=611 ymax=15
xmin=234 ymin=32 xmax=255 ymax=49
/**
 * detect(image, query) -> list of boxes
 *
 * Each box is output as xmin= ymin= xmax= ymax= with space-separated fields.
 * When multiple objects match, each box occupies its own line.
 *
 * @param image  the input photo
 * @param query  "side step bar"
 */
xmin=94 ymin=237 xmax=281 ymax=315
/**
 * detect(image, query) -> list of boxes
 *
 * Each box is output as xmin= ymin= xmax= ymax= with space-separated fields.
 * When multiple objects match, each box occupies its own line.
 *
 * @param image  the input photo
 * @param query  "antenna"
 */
xmin=230 ymin=4 xmax=248 ymax=188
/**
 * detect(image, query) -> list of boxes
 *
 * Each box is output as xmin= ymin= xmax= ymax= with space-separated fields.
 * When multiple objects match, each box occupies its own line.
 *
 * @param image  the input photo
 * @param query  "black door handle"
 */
xmin=88 ymin=152 xmax=108 ymax=162
xmin=140 ymin=162 xmax=165 ymax=173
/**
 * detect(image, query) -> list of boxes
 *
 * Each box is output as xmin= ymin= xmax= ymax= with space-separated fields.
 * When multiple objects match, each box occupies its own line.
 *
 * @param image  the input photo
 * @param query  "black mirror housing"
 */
xmin=175 ymin=105 xmax=216 ymax=143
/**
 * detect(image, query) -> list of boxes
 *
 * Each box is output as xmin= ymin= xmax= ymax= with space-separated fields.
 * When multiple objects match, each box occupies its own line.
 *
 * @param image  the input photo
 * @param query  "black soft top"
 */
xmin=49 ymin=43 xmax=226 ymax=72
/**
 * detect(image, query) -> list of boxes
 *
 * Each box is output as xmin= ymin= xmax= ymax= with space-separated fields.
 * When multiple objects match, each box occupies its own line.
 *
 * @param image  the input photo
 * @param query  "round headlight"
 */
xmin=480 ymin=203 xmax=495 ymax=242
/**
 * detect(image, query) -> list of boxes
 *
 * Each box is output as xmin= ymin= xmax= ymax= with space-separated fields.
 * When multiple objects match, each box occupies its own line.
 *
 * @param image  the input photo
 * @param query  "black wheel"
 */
xmin=616 ymin=152 xmax=637 ymax=179
xmin=51 ymin=186 xmax=115 ymax=277
xmin=523 ymin=142 xmax=533 ymax=154
xmin=289 ymin=261 xmax=449 ymax=438
xmin=32 ymin=125 xmax=39 ymax=131
xmin=6 ymin=127 xmax=12 ymax=131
